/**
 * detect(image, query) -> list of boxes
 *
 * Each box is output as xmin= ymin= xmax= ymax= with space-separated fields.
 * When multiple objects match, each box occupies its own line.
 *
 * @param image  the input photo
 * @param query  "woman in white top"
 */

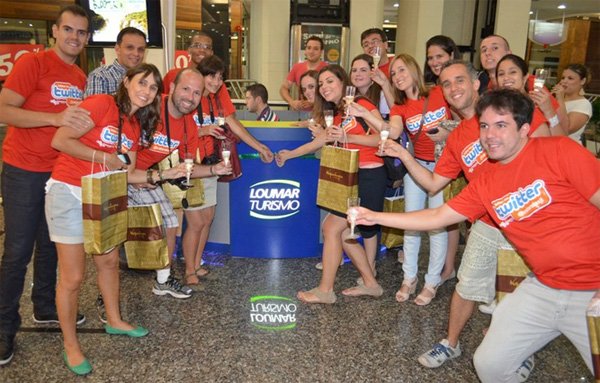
xmin=552 ymin=64 xmax=593 ymax=144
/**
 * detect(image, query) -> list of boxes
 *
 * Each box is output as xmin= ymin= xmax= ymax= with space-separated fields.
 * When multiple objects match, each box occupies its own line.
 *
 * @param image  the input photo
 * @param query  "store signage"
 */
xmin=249 ymin=295 xmax=297 ymax=331
xmin=0 ymin=44 xmax=44 ymax=81
xmin=248 ymin=179 xmax=301 ymax=220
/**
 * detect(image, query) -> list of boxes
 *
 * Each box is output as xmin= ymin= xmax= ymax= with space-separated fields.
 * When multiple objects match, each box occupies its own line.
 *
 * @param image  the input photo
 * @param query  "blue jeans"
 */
xmin=0 ymin=163 xmax=57 ymax=337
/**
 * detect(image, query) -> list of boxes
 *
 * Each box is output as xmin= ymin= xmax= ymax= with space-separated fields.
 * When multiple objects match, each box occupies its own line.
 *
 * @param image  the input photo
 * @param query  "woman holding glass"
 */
xmin=351 ymin=54 xmax=450 ymax=306
xmin=551 ymin=64 xmax=593 ymax=144
xmin=296 ymin=64 xmax=386 ymax=304
xmin=47 ymin=64 xmax=186 ymax=375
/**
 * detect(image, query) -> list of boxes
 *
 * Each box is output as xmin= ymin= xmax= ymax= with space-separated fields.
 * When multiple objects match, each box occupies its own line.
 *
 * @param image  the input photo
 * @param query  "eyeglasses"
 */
xmin=189 ymin=43 xmax=212 ymax=50
xmin=362 ymin=39 xmax=382 ymax=48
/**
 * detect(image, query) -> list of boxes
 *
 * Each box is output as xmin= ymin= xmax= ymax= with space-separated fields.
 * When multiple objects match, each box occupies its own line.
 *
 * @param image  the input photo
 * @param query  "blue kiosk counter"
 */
xmin=206 ymin=121 xmax=322 ymax=259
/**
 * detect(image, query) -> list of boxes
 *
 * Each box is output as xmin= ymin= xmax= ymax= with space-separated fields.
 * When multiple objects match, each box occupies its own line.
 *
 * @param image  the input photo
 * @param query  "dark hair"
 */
xmin=440 ymin=60 xmax=479 ymax=81
xmin=565 ymin=63 xmax=591 ymax=83
xmin=114 ymin=64 xmax=163 ymax=147
xmin=476 ymin=88 xmax=533 ymax=129
xmin=306 ymin=36 xmax=324 ymax=50
xmin=389 ymin=54 xmax=427 ymax=105
xmin=496 ymin=54 xmax=528 ymax=90
xmin=481 ymin=34 xmax=511 ymax=51
xmin=189 ymin=31 xmax=213 ymax=46
xmin=350 ymin=54 xmax=382 ymax=107
xmin=246 ymin=83 xmax=269 ymax=103
xmin=117 ymin=27 xmax=146 ymax=45
xmin=313 ymin=64 xmax=350 ymax=126
xmin=197 ymin=55 xmax=225 ymax=77
xmin=361 ymin=28 xmax=387 ymax=43
xmin=424 ymin=35 xmax=461 ymax=84
xmin=56 ymin=5 xmax=89 ymax=26
xmin=299 ymin=70 xmax=318 ymax=101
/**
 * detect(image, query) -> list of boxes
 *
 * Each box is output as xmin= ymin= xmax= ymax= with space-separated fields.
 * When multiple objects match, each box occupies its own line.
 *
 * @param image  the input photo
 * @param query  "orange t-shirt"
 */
xmin=194 ymin=87 xmax=236 ymax=160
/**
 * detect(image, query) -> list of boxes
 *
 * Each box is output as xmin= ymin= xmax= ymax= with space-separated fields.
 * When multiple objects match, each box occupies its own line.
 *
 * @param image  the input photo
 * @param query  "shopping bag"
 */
xmin=495 ymin=247 xmax=531 ymax=302
xmin=159 ymin=150 xmax=205 ymax=209
xmin=316 ymin=145 xmax=359 ymax=214
xmin=81 ymin=170 xmax=128 ymax=255
xmin=586 ymin=298 xmax=600 ymax=383
xmin=380 ymin=190 xmax=404 ymax=249
xmin=124 ymin=204 xmax=169 ymax=270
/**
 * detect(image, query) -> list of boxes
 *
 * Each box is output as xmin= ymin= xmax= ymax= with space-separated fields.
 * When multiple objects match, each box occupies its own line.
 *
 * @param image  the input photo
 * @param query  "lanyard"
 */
xmin=164 ymin=96 xmax=188 ymax=167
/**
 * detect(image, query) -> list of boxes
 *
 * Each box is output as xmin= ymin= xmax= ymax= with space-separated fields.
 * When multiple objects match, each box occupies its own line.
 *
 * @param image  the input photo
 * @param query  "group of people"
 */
xmin=0 ymin=4 xmax=597 ymax=382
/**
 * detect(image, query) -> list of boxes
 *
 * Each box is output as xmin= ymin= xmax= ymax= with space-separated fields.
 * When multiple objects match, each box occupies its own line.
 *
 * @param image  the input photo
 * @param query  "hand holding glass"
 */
xmin=372 ymin=46 xmax=382 ymax=68
xmin=378 ymin=123 xmax=390 ymax=156
xmin=347 ymin=197 xmax=361 ymax=239
xmin=534 ymin=68 xmax=548 ymax=91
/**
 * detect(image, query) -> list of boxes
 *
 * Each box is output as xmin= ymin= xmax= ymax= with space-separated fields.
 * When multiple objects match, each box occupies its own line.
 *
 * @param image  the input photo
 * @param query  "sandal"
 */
xmin=185 ymin=273 xmax=200 ymax=286
xmin=195 ymin=267 xmax=210 ymax=278
xmin=342 ymin=284 xmax=383 ymax=297
xmin=395 ymin=277 xmax=417 ymax=302
xmin=414 ymin=283 xmax=438 ymax=306
xmin=297 ymin=288 xmax=336 ymax=304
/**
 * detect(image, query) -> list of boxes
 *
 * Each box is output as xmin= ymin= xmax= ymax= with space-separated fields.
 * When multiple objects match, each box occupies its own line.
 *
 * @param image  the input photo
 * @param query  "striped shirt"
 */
xmin=257 ymin=106 xmax=279 ymax=122
xmin=84 ymin=59 xmax=127 ymax=97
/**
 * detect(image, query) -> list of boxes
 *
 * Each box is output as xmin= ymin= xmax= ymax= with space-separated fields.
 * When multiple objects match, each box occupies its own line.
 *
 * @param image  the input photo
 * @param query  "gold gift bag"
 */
xmin=316 ymin=145 xmax=359 ymax=214
xmin=158 ymin=150 xmax=205 ymax=209
xmin=124 ymin=204 xmax=169 ymax=270
xmin=81 ymin=170 xmax=128 ymax=255
xmin=495 ymin=247 xmax=531 ymax=302
xmin=380 ymin=191 xmax=404 ymax=249
xmin=587 ymin=298 xmax=600 ymax=383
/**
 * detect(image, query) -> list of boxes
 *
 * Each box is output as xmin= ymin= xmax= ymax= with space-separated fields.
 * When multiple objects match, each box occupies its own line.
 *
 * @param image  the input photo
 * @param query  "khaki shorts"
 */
xmin=456 ymin=220 xmax=513 ymax=303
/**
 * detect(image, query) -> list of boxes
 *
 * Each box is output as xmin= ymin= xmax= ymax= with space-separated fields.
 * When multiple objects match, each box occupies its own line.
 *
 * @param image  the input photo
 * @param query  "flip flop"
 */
xmin=297 ymin=288 xmax=336 ymax=304
xmin=342 ymin=284 xmax=383 ymax=297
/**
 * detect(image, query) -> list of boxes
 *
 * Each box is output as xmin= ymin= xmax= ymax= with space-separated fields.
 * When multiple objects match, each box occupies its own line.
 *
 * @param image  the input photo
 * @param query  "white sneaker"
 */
xmin=478 ymin=300 xmax=497 ymax=315
xmin=418 ymin=339 xmax=462 ymax=368
xmin=516 ymin=355 xmax=535 ymax=382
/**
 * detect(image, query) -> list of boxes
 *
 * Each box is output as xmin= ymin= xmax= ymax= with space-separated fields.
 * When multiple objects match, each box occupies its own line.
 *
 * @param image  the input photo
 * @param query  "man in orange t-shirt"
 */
xmin=0 ymin=5 xmax=93 ymax=366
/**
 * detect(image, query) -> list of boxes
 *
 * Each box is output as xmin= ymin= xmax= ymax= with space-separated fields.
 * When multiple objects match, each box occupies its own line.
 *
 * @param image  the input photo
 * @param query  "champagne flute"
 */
xmin=184 ymin=152 xmax=194 ymax=186
xmin=378 ymin=122 xmax=390 ymax=156
xmin=372 ymin=46 xmax=382 ymax=68
xmin=347 ymin=197 xmax=361 ymax=240
xmin=533 ymin=68 xmax=548 ymax=91
xmin=344 ymin=86 xmax=356 ymax=116
xmin=221 ymin=141 xmax=231 ymax=167
xmin=216 ymin=116 xmax=226 ymax=139
xmin=324 ymin=110 xmax=334 ymax=128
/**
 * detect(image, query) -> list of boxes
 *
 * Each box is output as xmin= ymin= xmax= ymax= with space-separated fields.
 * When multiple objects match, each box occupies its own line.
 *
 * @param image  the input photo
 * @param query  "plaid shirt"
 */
xmin=84 ymin=59 xmax=127 ymax=97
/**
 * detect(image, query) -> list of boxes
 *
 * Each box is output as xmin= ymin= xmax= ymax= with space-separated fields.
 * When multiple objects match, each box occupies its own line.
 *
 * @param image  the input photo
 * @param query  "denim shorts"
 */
xmin=45 ymin=182 xmax=84 ymax=244
xmin=456 ymin=220 xmax=513 ymax=303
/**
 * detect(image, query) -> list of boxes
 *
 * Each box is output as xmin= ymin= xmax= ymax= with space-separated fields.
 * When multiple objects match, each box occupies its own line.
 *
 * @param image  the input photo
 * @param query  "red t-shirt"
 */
xmin=135 ymin=96 xmax=199 ymax=170
xmin=286 ymin=61 xmax=327 ymax=86
xmin=2 ymin=49 xmax=86 ymax=172
xmin=390 ymin=86 xmax=450 ymax=161
xmin=194 ymin=87 xmax=236 ymax=160
xmin=378 ymin=60 xmax=390 ymax=78
xmin=333 ymin=98 xmax=383 ymax=167
xmin=51 ymin=94 xmax=140 ymax=187
xmin=162 ymin=68 xmax=180 ymax=94
xmin=448 ymin=137 xmax=600 ymax=290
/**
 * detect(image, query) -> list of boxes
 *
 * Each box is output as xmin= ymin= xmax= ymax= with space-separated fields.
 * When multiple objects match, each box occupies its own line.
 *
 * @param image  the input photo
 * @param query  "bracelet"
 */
xmin=157 ymin=169 xmax=165 ymax=183
xmin=209 ymin=165 xmax=215 ymax=176
xmin=146 ymin=169 xmax=156 ymax=185
xmin=548 ymin=114 xmax=559 ymax=128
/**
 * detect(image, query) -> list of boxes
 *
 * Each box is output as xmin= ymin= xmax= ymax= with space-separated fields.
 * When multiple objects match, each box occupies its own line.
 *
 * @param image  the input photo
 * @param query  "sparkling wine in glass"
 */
xmin=344 ymin=86 xmax=356 ymax=116
xmin=533 ymin=68 xmax=548 ymax=91
xmin=184 ymin=153 xmax=194 ymax=185
xmin=221 ymin=141 xmax=231 ymax=167
xmin=378 ymin=122 xmax=391 ymax=156
xmin=372 ymin=46 xmax=382 ymax=68
xmin=347 ymin=197 xmax=361 ymax=240
xmin=324 ymin=110 xmax=334 ymax=128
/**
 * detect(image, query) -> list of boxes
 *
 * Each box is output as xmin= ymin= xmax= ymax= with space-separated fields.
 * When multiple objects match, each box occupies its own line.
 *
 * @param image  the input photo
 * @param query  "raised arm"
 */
xmin=353 ymin=204 xmax=466 ymax=231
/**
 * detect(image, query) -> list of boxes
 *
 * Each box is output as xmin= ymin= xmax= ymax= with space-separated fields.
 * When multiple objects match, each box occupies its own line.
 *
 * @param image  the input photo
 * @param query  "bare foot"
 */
xmin=297 ymin=288 xmax=336 ymax=304
xmin=342 ymin=284 xmax=383 ymax=297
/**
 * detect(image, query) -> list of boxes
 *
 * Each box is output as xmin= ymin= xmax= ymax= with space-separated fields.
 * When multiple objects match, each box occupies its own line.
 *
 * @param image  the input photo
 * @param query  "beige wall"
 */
xmin=495 ymin=0 xmax=532 ymax=57
xmin=395 ymin=0 xmax=444 ymax=67
xmin=349 ymin=0 xmax=385 ymax=64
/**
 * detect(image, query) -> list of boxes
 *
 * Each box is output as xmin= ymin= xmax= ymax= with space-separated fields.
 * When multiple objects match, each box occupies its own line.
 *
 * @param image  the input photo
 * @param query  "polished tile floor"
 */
xmin=0 ymin=245 xmax=592 ymax=382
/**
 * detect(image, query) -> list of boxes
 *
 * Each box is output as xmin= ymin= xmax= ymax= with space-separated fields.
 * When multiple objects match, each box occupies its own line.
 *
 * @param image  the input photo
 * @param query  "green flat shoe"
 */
xmin=63 ymin=351 xmax=92 ymax=376
xmin=104 ymin=324 xmax=149 ymax=338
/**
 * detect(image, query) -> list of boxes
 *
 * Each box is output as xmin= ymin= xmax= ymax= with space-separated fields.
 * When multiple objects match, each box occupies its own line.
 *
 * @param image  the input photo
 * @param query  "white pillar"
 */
xmin=349 ymin=0 xmax=384 ymax=63
xmin=495 ymin=0 xmax=532 ymax=57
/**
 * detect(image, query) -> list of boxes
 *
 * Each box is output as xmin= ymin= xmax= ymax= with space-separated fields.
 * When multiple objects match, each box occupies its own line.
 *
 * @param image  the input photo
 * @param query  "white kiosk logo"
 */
xmin=248 ymin=179 xmax=301 ymax=220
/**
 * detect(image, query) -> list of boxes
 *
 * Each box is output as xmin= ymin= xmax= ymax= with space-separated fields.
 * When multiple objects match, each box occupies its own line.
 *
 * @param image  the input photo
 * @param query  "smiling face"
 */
xmin=496 ymin=59 xmax=527 ymax=92
xmin=427 ymin=45 xmax=452 ymax=77
xmin=558 ymin=68 xmax=586 ymax=97
xmin=188 ymin=35 xmax=213 ymax=65
xmin=52 ymin=11 xmax=89 ymax=63
xmin=204 ymin=72 xmax=223 ymax=95
xmin=479 ymin=107 xmax=529 ymax=163
xmin=300 ymin=75 xmax=317 ymax=103
xmin=170 ymin=71 xmax=204 ymax=118
xmin=361 ymin=32 xmax=388 ymax=58
xmin=318 ymin=70 xmax=343 ymax=104
xmin=439 ymin=63 xmax=479 ymax=116
xmin=390 ymin=58 xmax=415 ymax=93
xmin=115 ymin=33 xmax=147 ymax=69
xmin=124 ymin=72 xmax=159 ymax=115
xmin=350 ymin=59 xmax=372 ymax=91
xmin=480 ymin=36 xmax=511 ymax=72
xmin=304 ymin=40 xmax=323 ymax=63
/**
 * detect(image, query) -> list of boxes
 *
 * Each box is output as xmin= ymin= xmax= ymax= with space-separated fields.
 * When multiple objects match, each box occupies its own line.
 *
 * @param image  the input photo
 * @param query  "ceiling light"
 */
xmin=384 ymin=19 xmax=390 ymax=23
xmin=557 ymin=4 xmax=566 ymax=9
xmin=393 ymin=3 xmax=399 ymax=7
xmin=529 ymin=11 xmax=533 ymax=15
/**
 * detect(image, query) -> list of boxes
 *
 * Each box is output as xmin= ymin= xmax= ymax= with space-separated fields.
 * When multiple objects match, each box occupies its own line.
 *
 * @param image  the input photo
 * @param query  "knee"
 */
xmin=58 ymin=272 xmax=84 ymax=292
xmin=473 ymin=345 xmax=506 ymax=382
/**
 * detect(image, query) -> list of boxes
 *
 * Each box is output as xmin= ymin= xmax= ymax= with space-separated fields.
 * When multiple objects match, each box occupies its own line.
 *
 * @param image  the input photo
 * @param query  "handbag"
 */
xmin=380 ymin=188 xmax=405 ymax=249
xmin=495 ymin=247 xmax=531 ymax=302
xmin=316 ymin=135 xmax=359 ymax=214
xmin=124 ymin=203 xmax=170 ymax=270
xmin=81 ymin=162 xmax=128 ymax=254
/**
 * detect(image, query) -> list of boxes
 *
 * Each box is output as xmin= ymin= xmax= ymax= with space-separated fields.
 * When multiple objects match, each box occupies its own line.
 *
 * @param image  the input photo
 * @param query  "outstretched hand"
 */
xmin=259 ymin=145 xmax=274 ymax=163
xmin=347 ymin=206 xmax=378 ymax=226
